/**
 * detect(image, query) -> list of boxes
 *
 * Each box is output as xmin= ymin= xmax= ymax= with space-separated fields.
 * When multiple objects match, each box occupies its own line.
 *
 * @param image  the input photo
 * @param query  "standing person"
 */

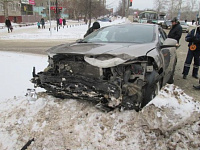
xmin=5 ymin=18 xmax=11 ymax=33
xmin=40 ymin=18 xmax=45 ymax=29
xmin=63 ymin=18 xmax=66 ymax=26
xmin=84 ymin=22 xmax=100 ymax=38
xmin=37 ymin=21 xmax=40 ymax=29
xmin=168 ymin=17 xmax=182 ymax=43
xmin=182 ymin=26 xmax=200 ymax=79
xmin=59 ymin=18 xmax=63 ymax=26
xmin=192 ymin=20 xmax=195 ymax=25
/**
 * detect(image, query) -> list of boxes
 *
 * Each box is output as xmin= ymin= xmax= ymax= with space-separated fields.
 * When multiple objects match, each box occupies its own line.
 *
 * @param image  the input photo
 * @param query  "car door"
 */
xmin=158 ymin=27 xmax=176 ymax=84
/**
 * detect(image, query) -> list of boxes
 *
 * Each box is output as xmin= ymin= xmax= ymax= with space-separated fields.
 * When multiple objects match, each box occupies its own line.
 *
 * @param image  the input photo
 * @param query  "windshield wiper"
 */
xmin=78 ymin=41 xmax=89 ymax=43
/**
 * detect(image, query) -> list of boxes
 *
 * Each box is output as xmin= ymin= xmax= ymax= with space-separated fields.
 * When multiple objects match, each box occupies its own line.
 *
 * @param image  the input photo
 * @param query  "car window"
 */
xmin=158 ymin=28 xmax=166 ymax=44
xmin=83 ymin=24 xmax=155 ymax=43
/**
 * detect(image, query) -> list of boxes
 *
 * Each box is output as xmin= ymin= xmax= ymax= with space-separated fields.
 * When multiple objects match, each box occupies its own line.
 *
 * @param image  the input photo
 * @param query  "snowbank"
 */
xmin=0 ymin=84 xmax=199 ymax=150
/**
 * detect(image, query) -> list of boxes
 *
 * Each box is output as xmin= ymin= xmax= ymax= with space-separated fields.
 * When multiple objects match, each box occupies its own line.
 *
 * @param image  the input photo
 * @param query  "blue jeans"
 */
xmin=182 ymin=49 xmax=200 ymax=76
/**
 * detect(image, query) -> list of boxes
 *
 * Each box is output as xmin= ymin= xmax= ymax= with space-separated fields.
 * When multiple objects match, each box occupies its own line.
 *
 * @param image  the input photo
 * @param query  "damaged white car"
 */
xmin=31 ymin=23 xmax=178 ymax=111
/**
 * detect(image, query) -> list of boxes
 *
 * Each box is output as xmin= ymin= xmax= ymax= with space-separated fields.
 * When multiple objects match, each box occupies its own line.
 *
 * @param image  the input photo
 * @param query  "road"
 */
xmin=0 ymin=25 xmax=200 ymax=102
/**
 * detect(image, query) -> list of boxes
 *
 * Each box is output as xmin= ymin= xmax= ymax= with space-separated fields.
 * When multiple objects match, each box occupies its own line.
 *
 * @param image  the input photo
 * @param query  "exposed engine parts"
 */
xmin=32 ymin=54 xmax=159 ymax=111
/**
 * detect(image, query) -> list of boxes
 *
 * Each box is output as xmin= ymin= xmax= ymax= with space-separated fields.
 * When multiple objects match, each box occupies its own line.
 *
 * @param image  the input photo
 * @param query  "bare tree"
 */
xmin=153 ymin=0 xmax=168 ymax=13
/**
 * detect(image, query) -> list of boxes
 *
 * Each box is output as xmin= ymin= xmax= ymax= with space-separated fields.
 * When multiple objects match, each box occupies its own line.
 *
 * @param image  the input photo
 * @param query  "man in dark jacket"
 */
xmin=84 ymin=22 xmax=100 ymax=38
xmin=182 ymin=26 xmax=200 ymax=81
xmin=168 ymin=17 xmax=182 ymax=43
xmin=40 ymin=18 xmax=45 ymax=29
xmin=5 ymin=18 xmax=11 ymax=33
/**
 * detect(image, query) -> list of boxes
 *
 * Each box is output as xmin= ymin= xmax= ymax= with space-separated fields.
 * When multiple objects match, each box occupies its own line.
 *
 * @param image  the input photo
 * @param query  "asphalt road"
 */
xmin=0 ymin=28 xmax=200 ymax=102
xmin=0 ymin=39 xmax=74 ymax=55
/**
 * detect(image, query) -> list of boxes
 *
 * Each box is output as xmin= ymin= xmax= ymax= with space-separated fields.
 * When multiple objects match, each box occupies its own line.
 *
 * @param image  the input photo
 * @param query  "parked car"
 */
xmin=98 ymin=17 xmax=111 ymax=22
xmin=157 ymin=19 xmax=165 ymax=26
xmin=31 ymin=24 xmax=178 ymax=111
xmin=180 ymin=21 xmax=189 ymax=33
xmin=161 ymin=20 xmax=172 ymax=29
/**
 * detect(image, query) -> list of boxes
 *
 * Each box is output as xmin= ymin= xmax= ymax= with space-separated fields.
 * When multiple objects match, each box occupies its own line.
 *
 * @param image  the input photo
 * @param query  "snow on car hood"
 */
xmin=47 ymin=42 xmax=157 ymax=67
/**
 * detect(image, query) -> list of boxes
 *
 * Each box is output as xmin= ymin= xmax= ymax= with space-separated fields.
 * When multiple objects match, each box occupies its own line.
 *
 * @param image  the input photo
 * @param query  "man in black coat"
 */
xmin=84 ymin=22 xmax=100 ymax=38
xmin=40 ymin=18 xmax=45 ymax=29
xmin=168 ymin=17 xmax=182 ymax=43
xmin=5 ymin=18 xmax=11 ymax=33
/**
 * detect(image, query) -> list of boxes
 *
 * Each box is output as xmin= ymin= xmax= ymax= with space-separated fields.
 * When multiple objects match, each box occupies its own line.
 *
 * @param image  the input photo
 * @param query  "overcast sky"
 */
xmin=106 ymin=0 xmax=154 ymax=11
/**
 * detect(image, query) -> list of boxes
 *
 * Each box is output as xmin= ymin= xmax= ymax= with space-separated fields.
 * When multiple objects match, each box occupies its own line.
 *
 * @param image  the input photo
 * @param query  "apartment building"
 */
xmin=0 ymin=0 xmax=22 ymax=23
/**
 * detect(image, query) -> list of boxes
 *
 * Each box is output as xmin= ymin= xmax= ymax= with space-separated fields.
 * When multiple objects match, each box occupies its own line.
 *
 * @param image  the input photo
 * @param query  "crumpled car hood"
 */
xmin=48 ymin=42 xmax=156 ymax=57
xmin=47 ymin=42 xmax=157 ymax=67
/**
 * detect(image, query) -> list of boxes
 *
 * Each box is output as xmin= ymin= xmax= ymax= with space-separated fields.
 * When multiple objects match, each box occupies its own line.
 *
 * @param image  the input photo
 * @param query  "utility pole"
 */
xmin=126 ymin=0 xmax=130 ymax=18
xmin=48 ymin=0 xmax=52 ymax=36
xmin=56 ymin=0 xmax=58 ymax=32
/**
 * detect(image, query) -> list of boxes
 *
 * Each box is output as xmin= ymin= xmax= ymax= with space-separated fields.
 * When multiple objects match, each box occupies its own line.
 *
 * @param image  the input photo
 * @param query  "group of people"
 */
xmin=5 ymin=18 xmax=13 ymax=33
xmin=166 ymin=17 xmax=200 ymax=90
xmin=37 ymin=18 xmax=45 ymax=29
xmin=57 ymin=18 xmax=66 ymax=26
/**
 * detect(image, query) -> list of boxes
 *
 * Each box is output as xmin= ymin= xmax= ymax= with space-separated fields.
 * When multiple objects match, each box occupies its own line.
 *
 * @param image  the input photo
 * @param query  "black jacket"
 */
xmin=185 ymin=28 xmax=200 ymax=50
xmin=168 ymin=23 xmax=182 ymax=43
xmin=84 ymin=22 xmax=100 ymax=38
xmin=5 ymin=19 xmax=11 ymax=27
xmin=84 ymin=27 xmax=94 ymax=38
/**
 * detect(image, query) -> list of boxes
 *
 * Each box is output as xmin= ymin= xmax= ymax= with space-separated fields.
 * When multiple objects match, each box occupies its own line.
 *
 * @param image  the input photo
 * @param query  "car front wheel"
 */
xmin=167 ymin=72 xmax=174 ymax=84
xmin=142 ymin=81 xmax=160 ymax=108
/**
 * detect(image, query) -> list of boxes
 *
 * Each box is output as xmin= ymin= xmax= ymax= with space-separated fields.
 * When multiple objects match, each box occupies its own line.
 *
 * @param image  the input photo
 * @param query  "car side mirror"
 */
xmin=160 ymin=38 xmax=178 ymax=48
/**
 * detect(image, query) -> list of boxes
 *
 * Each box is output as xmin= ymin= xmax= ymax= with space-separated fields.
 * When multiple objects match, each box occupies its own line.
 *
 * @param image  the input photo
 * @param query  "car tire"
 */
xmin=142 ymin=81 xmax=160 ymax=108
xmin=167 ymin=72 xmax=174 ymax=84
xmin=168 ymin=59 xmax=176 ymax=84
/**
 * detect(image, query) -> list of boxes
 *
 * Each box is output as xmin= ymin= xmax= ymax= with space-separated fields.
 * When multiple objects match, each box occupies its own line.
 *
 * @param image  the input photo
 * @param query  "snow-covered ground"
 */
xmin=0 ymin=18 xmax=127 ymax=40
xmin=0 ymin=18 xmax=200 ymax=150
xmin=0 ymin=51 xmax=47 ymax=100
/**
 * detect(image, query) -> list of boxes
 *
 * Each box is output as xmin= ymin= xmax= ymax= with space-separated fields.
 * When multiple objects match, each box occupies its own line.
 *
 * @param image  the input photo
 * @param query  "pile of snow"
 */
xmin=0 ymin=85 xmax=199 ymax=149
xmin=0 ymin=51 xmax=199 ymax=149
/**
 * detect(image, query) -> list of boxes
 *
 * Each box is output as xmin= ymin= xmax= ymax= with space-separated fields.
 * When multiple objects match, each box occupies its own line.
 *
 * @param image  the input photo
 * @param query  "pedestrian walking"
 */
xmin=37 ymin=21 xmax=40 ymax=29
xmin=40 ymin=18 xmax=45 ymax=29
xmin=168 ymin=17 xmax=182 ymax=43
xmin=5 ymin=18 xmax=12 ymax=33
xmin=192 ymin=20 xmax=195 ymax=25
xmin=59 ymin=18 xmax=63 ymax=26
xmin=63 ymin=18 xmax=66 ymax=26
xmin=84 ymin=22 xmax=100 ymax=38
xmin=182 ymin=25 xmax=200 ymax=80
xmin=185 ymin=19 xmax=187 ymax=24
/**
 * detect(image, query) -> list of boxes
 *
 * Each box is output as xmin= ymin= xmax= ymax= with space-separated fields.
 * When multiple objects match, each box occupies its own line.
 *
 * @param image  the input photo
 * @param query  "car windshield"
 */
xmin=82 ymin=24 xmax=155 ymax=43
